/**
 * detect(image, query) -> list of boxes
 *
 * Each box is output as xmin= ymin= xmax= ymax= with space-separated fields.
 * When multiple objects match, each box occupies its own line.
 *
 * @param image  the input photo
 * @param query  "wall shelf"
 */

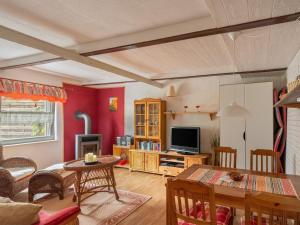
xmin=164 ymin=111 xmax=217 ymax=120
xmin=274 ymin=85 xmax=300 ymax=108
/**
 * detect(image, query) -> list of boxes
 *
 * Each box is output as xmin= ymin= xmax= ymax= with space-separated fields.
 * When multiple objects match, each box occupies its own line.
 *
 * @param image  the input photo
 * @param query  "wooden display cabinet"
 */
xmin=134 ymin=98 xmax=166 ymax=151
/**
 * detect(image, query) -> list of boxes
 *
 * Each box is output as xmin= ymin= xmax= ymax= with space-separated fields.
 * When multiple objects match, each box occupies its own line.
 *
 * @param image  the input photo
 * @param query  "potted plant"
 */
xmin=210 ymin=133 xmax=220 ymax=149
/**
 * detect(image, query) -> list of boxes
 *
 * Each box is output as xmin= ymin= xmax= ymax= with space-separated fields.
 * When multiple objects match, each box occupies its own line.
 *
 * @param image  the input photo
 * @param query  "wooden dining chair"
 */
xmin=167 ymin=178 xmax=232 ymax=225
xmin=213 ymin=147 xmax=237 ymax=169
xmin=250 ymin=149 xmax=280 ymax=174
xmin=244 ymin=192 xmax=300 ymax=225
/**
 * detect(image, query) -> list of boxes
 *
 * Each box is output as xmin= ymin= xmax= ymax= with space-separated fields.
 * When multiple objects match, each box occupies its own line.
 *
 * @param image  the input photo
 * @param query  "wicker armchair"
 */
xmin=0 ymin=144 xmax=37 ymax=198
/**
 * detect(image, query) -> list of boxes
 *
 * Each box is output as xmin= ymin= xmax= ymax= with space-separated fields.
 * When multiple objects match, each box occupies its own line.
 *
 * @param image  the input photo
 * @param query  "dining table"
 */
xmin=166 ymin=164 xmax=300 ymax=224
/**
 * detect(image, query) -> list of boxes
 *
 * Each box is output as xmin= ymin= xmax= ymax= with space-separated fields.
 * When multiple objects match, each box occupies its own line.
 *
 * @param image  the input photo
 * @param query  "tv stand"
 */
xmin=128 ymin=149 xmax=209 ymax=176
xmin=177 ymin=151 xmax=195 ymax=155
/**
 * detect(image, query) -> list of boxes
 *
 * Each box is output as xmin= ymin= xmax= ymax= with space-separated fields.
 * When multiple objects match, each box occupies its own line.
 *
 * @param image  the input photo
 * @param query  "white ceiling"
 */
xmin=0 ymin=0 xmax=300 ymax=84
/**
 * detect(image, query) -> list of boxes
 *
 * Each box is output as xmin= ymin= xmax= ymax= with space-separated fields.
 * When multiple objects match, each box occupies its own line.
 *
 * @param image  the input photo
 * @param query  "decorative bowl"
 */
xmin=228 ymin=171 xmax=244 ymax=181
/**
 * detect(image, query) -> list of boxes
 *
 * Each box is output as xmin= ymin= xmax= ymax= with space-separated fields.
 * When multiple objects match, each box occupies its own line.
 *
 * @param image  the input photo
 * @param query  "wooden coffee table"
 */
xmin=64 ymin=155 xmax=120 ymax=206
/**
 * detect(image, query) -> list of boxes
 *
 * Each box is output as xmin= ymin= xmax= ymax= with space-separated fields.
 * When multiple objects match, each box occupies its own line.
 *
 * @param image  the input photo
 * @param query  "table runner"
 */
xmin=187 ymin=168 xmax=298 ymax=197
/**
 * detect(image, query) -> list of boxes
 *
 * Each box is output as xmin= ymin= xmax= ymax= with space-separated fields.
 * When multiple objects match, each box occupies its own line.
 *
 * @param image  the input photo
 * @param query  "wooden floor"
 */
xmin=114 ymin=168 xmax=167 ymax=225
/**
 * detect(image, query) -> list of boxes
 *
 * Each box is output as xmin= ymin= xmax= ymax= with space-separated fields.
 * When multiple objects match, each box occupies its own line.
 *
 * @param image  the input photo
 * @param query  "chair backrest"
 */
xmin=250 ymin=149 xmax=280 ymax=174
xmin=167 ymin=178 xmax=216 ymax=225
xmin=213 ymin=147 xmax=237 ymax=169
xmin=245 ymin=192 xmax=300 ymax=225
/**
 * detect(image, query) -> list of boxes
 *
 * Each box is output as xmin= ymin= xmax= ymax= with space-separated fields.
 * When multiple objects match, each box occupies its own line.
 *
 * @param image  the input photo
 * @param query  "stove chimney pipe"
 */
xmin=75 ymin=111 xmax=91 ymax=135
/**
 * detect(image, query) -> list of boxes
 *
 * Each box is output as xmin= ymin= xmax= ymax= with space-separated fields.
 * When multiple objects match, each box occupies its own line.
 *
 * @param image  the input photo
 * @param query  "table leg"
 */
xmin=74 ymin=171 xmax=82 ymax=206
xmin=166 ymin=179 xmax=175 ymax=225
xmin=166 ymin=181 xmax=170 ymax=225
xmin=109 ymin=166 xmax=119 ymax=200
xmin=105 ymin=169 xmax=111 ymax=191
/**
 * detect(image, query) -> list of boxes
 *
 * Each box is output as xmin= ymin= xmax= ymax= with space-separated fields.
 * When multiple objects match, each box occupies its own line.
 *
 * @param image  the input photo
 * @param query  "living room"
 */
xmin=1 ymin=1 xmax=300 ymax=225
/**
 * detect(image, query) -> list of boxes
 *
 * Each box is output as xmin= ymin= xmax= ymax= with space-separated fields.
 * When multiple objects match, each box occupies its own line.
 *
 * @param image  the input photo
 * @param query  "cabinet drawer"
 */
xmin=159 ymin=166 xmax=184 ymax=176
xmin=184 ymin=157 xmax=204 ymax=169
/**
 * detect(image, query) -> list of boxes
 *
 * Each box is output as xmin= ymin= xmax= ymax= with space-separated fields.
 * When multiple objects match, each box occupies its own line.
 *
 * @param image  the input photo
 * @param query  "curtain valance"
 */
xmin=0 ymin=78 xmax=67 ymax=103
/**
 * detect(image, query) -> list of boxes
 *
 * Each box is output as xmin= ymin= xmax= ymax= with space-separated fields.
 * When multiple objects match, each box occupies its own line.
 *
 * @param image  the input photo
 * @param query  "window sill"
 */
xmin=3 ymin=139 xmax=58 ymax=147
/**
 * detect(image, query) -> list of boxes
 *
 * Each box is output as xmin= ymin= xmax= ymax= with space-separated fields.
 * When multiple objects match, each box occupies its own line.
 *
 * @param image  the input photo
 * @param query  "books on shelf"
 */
xmin=136 ymin=140 xmax=161 ymax=151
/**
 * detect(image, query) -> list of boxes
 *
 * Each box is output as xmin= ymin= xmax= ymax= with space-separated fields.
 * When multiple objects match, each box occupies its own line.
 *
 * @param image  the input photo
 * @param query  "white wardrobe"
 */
xmin=220 ymin=82 xmax=273 ymax=169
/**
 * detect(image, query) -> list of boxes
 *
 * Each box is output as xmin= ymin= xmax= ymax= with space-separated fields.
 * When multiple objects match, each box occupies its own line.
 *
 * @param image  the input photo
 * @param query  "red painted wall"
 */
xmin=63 ymin=83 xmax=124 ymax=161
xmin=97 ymin=87 xmax=125 ymax=155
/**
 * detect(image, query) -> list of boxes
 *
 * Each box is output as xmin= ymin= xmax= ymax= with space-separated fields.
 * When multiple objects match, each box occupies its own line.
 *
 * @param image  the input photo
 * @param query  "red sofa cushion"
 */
xmin=178 ymin=202 xmax=232 ymax=225
xmin=34 ymin=206 xmax=80 ymax=225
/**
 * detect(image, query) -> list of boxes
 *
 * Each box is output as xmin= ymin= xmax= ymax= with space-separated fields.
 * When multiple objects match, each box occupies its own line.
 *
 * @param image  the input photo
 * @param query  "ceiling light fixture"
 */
xmin=217 ymin=102 xmax=249 ymax=117
xmin=218 ymin=32 xmax=248 ymax=117
xmin=166 ymin=85 xmax=176 ymax=97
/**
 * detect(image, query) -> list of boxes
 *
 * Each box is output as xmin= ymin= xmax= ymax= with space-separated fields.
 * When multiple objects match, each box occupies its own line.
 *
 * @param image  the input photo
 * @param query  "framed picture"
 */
xmin=109 ymin=97 xmax=118 ymax=112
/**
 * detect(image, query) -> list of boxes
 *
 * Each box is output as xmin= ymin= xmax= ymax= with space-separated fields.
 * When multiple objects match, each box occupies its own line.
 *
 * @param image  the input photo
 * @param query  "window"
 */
xmin=0 ymin=97 xmax=55 ymax=145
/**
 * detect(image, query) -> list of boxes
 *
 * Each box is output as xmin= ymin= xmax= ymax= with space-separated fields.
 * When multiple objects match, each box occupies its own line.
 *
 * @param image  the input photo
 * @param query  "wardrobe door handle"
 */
xmin=243 ymin=131 xmax=246 ymax=141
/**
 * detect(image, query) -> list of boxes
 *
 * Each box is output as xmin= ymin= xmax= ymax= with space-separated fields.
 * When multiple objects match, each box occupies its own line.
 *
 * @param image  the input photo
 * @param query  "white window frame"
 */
xmin=0 ymin=97 xmax=56 ymax=146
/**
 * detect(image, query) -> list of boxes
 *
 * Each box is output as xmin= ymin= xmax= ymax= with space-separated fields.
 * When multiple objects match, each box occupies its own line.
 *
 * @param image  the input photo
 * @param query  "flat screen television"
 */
xmin=170 ymin=127 xmax=200 ymax=154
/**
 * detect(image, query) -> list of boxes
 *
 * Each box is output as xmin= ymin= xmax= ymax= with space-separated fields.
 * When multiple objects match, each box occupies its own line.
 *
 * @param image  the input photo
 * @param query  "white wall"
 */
xmin=125 ymin=77 xmax=220 ymax=153
xmin=1 ymin=68 xmax=78 ymax=169
xmin=120 ymin=74 xmax=285 ymax=154
xmin=286 ymin=49 xmax=300 ymax=175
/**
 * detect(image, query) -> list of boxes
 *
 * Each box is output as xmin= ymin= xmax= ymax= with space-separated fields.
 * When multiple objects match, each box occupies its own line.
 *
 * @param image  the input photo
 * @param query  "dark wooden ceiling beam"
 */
xmin=1 ymin=12 xmax=300 ymax=70
xmin=82 ymin=67 xmax=287 ymax=86
xmin=83 ymin=12 xmax=300 ymax=56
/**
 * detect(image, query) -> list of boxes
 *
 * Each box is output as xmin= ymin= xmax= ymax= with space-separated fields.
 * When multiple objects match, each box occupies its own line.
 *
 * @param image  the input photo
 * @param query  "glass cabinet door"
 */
xmin=147 ymin=102 xmax=160 ymax=139
xmin=134 ymin=102 xmax=146 ymax=137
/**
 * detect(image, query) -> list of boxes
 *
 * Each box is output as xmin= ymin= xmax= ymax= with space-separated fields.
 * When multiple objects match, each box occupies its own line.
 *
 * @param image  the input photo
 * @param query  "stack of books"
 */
xmin=136 ymin=140 xmax=161 ymax=151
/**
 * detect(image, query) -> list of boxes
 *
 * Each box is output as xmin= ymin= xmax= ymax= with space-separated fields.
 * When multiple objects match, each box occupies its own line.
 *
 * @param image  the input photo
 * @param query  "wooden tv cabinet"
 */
xmin=129 ymin=149 xmax=209 ymax=176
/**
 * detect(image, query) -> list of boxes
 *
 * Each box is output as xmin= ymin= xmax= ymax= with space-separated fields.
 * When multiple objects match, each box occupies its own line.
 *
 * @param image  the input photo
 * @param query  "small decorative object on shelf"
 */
xmin=184 ymin=105 xmax=188 ymax=112
xmin=84 ymin=153 xmax=98 ymax=165
xmin=195 ymin=105 xmax=201 ymax=111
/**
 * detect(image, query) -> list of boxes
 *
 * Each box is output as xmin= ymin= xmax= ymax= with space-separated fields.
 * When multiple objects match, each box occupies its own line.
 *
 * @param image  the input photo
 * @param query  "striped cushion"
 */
xmin=240 ymin=215 xmax=268 ymax=225
xmin=178 ymin=202 xmax=232 ymax=225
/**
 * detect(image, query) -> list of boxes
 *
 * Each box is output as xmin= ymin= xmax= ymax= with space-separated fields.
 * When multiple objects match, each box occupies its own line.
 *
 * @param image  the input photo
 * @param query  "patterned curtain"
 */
xmin=273 ymin=88 xmax=287 ymax=173
xmin=0 ymin=78 xmax=67 ymax=103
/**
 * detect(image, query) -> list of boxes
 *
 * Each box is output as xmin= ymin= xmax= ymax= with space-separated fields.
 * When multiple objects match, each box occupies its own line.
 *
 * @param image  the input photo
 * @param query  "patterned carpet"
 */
xmin=15 ymin=188 xmax=152 ymax=225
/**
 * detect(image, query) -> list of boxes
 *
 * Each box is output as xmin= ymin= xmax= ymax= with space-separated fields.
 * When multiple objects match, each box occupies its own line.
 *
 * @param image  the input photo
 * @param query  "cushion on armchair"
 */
xmin=35 ymin=206 xmax=80 ymax=225
xmin=7 ymin=167 xmax=35 ymax=181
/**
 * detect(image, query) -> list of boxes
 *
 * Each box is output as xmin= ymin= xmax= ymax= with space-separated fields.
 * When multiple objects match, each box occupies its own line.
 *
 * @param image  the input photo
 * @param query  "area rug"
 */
xmin=15 ymin=189 xmax=151 ymax=225
xmin=79 ymin=190 xmax=151 ymax=225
